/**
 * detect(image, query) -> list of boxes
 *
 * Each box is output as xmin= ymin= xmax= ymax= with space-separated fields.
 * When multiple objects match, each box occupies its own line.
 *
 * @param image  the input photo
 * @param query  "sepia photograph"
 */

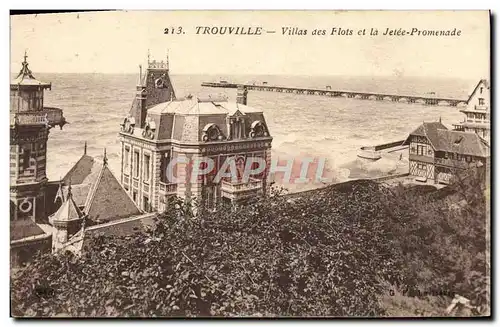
xmin=9 ymin=10 xmax=491 ymax=318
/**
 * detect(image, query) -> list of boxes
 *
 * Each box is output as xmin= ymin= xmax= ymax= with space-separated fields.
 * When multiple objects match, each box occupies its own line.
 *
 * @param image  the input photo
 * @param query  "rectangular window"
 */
xmin=144 ymin=153 xmax=150 ymax=181
xmin=132 ymin=191 xmax=137 ymax=202
xmin=161 ymin=151 xmax=172 ymax=183
xmin=124 ymin=146 xmax=130 ymax=174
xmin=134 ymin=151 xmax=140 ymax=178
xmin=478 ymin=98 xmax=485 ymax=105
xmin=143 ymin=196 xmax=150 ymax=212
xmin=480 ymin=87 xmax=483 ymax=94
xmin=417 ymin=145 xmax=424 ymax=156
xmin=22 ymin=148 xmax=31 ymax=170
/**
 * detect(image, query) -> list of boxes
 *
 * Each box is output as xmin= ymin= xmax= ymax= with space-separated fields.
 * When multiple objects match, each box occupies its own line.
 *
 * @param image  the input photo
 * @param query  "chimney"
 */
xmin=236 ymin=85 xmax=248 ymax=105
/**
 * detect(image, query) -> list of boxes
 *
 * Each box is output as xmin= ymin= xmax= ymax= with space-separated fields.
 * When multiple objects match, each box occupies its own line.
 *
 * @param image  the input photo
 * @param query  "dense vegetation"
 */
xmin=11 ymin=168 xmax=489 ymax=317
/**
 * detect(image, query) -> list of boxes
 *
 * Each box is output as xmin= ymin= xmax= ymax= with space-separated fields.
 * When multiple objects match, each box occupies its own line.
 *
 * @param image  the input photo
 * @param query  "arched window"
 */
xmin=202 ymin=123 xmax=223 ymax=142
xmin=250 ymin=121 xmax=268 ymax=138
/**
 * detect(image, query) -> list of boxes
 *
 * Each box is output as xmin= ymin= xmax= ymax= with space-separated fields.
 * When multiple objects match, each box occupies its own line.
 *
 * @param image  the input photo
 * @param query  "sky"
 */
xmin=10 ymin=10 xmax=490 ymax=78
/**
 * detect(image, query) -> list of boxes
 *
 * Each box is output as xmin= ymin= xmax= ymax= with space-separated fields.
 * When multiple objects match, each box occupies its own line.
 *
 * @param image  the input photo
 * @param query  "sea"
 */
xmin=39 ymin=73 xmax=474 ymax=192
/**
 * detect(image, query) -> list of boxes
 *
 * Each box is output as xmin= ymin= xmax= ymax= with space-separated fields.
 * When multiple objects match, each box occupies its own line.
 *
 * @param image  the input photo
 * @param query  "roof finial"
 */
xmin=103 ymin=148 xmax=108 ymax=165
xmin=84 ymin=141 xmax=87 ymax=155
xmin=439 ymin=116 xmax=442 ymax=123
xmin=147 ymin=49 xmax=151 ymax=64
xmin=17 ymin=50 xmax=34 ymax=79
xmin=139 ymin=64 xmax=143 ymax=85
xmin=166 ymin=48 xmax=169 ymax=70
xmin=81 ymin=216 xmax=86 ymax=231
xmin=67 ymin=178 xmax=72 ymax=198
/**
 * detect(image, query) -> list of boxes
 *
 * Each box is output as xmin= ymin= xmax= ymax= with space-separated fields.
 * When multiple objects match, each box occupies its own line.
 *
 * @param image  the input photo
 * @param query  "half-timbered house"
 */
xmin=403 ymin=121 xmax=490 ymax=184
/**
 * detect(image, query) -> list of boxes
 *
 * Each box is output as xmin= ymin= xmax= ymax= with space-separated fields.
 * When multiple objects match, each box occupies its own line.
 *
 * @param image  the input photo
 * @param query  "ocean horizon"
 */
xmin=38 ymin=73 xmax=472 ymax=192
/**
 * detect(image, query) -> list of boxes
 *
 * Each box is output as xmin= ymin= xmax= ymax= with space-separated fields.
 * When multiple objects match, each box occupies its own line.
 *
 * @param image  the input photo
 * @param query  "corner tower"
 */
xmin=128 ymin=53 xmax=176 ymax=129
xmin=10 ymin=52 xmax=66 ymax=224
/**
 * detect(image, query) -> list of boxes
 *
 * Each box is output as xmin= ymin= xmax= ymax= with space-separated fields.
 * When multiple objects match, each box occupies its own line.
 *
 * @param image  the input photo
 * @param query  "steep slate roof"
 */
xmin=435 ymin=130 xmax=490 ymax=157
xmin=55 ymin=148 xmax=141 ymax=224
xmin=61 ymin=184 xmax=92 ymax=208
xmin=84 ymin=164 xmax=141 ymax=223
xmin=403 ymin=121 xmax=448 ymax=149
xmin=404 ymin=121 xmax=490 ymax=157
xmin=10 ymin=219 xmax=46 ymax=241
xmin=62 ymin=154 xmax=97 ymax=185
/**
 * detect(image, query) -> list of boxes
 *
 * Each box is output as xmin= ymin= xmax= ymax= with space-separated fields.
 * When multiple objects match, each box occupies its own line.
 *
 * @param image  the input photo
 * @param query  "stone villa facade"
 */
xmin=119 ymin=58 xmax=273 ymax=211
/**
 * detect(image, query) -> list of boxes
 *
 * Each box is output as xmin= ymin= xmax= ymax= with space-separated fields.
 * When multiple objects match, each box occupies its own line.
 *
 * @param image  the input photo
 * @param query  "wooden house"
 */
xmin=403 ymin=121 xmax=490 ymax=184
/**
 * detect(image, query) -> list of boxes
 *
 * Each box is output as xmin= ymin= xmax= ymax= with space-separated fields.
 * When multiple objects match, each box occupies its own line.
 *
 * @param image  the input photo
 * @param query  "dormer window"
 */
xmin=249 ymin=120 xmax=268 ymax=138
xmin=155 ymin=78 xmax=164 ymax=88
xmin=142 ymin=119 xmax=156 ymax=140
xmin=202 ymin=123 xmax=224 ymax=142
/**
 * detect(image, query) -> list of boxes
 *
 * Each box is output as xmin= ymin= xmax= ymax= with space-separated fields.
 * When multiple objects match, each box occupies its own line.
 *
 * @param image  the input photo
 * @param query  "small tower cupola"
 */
xmin=10 ymin=51 xmax=52 ymax=113
xmin=51 ymin=181 xmax=87 ymax=251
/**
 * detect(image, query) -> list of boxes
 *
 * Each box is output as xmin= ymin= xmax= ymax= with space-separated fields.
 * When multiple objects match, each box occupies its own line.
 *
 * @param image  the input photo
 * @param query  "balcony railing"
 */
xmin=10 ymin=107 xmax=66 ymax=128
xmin=474 ymin=105 xmax=488 ymax=111
xmin=434 ymin=157 xmax=472 ymax=169
xmin=159 ymin=181 xmax=177 ymax=194
xmin=221 ymin=177 xmax=262 ymax=193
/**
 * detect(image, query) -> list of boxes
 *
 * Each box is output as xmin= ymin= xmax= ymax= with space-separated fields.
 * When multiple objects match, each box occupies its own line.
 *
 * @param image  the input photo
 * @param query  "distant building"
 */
xmin=119 ymin=58 xmax=273 ymax=211
xmin=10 ymin=53 xmax=67 ymax=267
xmin=403 ymin=121 xmax=490 ymax=184
xmin=453 ymin=79 xmax=490 ymax=143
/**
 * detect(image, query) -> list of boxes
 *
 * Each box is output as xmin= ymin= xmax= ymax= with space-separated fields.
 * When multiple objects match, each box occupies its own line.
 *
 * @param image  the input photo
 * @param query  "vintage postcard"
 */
xmin=9 ymin=10 xmax=490 ymax=318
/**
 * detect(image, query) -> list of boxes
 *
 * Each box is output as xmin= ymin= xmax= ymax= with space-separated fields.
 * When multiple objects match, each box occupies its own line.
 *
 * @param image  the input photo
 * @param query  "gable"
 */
xmin=85 ymin=166 xmax=141 ymax=223
xmin=467 ymin=79 xmax=489 ymax=104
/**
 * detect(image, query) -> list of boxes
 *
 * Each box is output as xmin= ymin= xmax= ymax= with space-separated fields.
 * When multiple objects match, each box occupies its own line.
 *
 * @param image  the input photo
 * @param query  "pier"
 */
xmin=201 ymin=82 xmax=468 ymax=107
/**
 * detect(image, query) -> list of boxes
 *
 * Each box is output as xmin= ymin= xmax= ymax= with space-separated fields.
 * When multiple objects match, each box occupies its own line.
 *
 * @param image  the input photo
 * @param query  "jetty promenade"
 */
xmin=201 ymin=82 xmax=468 ymax=107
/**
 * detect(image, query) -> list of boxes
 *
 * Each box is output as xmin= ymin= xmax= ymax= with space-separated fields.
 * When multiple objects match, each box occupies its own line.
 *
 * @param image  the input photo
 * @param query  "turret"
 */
xmin=127 ymin=51 xmax=176 ymax=129
xmin=50 ymin=182 xmax=86 ymax=252
xmin=236 ymin=85 xmax=248 ymax=105
xmin=10 ymin=52 xmax=66 ymax=224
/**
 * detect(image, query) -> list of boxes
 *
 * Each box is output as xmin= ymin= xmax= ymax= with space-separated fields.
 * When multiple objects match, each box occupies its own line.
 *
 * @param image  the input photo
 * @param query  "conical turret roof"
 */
xmin=52 ymin=183 xmax=85 ymax=223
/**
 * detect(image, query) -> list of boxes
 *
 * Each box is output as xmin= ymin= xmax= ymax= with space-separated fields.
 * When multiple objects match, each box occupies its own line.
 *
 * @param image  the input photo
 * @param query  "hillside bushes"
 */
xmin=11 ymin=169 xmax=489 ymax=317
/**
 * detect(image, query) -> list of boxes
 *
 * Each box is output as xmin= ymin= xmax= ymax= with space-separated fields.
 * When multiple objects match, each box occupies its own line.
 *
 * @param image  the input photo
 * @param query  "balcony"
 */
xmin=221 ymin=177 xmax=263 ymax=201
xmin=409 ymin=153 xmax=435 ymax=164
xmin=434 ymin=157 xmax=472 ymax=169
xmin=474 ymin=105 xmax=488 ymax=111
xmin=159 ymin=181 xmax=177 ymax=195
xmin=10 ymin=107 xmax=66 ymax=128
